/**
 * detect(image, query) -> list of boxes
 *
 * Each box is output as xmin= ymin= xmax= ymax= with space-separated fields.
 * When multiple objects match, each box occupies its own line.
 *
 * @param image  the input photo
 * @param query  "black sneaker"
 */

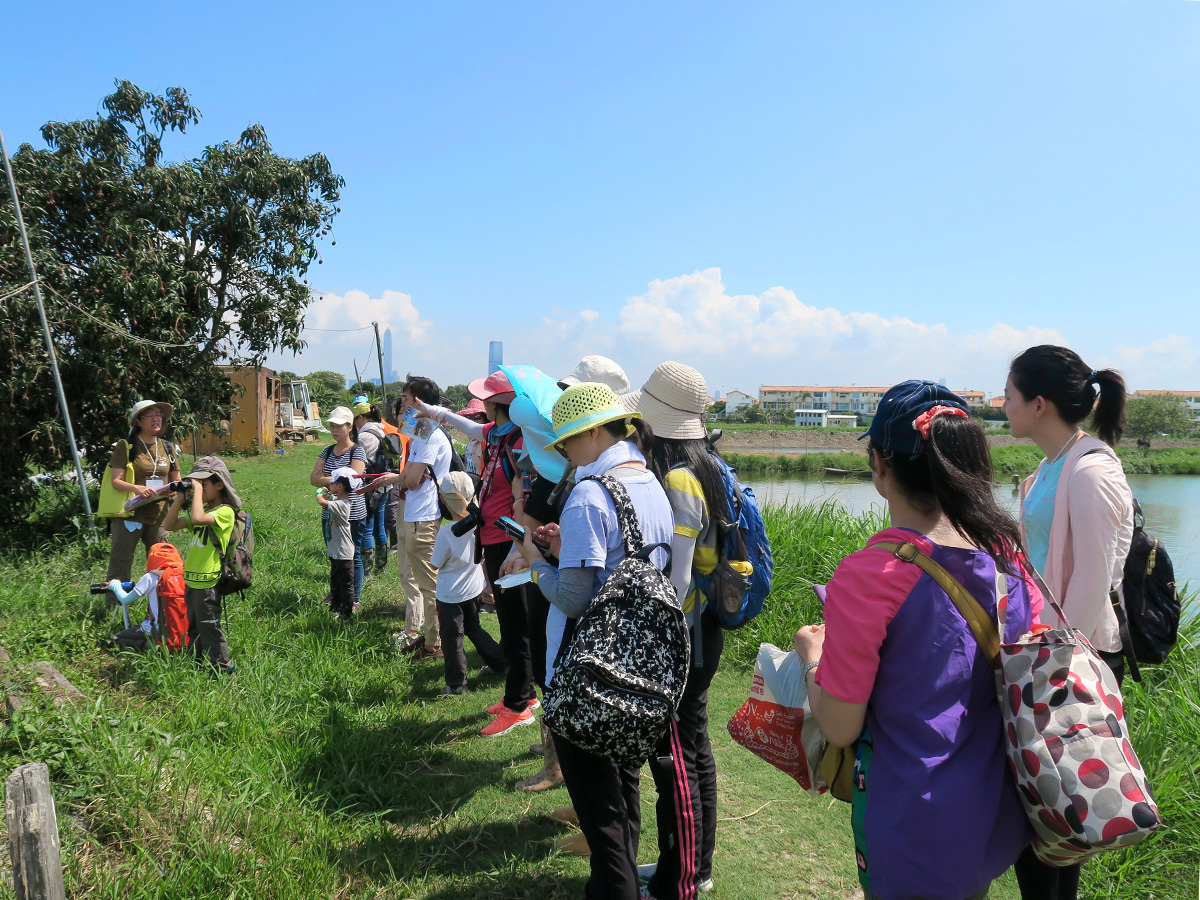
xmin=438 ymin=684 xmax=467 ymax=697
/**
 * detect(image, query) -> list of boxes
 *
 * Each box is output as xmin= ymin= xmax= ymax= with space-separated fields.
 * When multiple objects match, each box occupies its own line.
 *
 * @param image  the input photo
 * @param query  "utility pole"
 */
xmin=0 ymin=130 xmax=96 ymax=540
xmin=372 ymin=321 xmax=387 ymax=401
xmin=353 ymin=360 xmax=362 ymax=394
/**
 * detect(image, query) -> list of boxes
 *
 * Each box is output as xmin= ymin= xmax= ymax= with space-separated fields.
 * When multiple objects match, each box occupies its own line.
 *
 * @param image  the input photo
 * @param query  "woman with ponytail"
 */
xmin=795 ymin=380 xmax=1038 ymax=900
xmin=1004 ymin=346 xmax=1135 ymax=900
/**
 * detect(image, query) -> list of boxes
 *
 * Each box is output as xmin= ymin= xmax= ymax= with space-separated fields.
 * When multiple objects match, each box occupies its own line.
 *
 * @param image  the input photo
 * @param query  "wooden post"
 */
xmin=0 ymin=645 xmax=21 ymax=714
xmin=5 ymin=763 xmax=66 ymax=900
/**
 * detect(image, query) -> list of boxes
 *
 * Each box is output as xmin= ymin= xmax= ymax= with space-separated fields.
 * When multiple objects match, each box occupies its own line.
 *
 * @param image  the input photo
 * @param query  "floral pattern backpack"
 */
xmin=541 ymin=474 xmax=690 ymax=767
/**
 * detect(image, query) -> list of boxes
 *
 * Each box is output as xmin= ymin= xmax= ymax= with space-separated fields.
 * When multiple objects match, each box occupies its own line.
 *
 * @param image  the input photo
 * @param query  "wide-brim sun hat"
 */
xmin=457 ymin=398 xmax=487 ymax=417
xmin=185 ymin=456 xmax=242 ymax=509
xmin=624 ymin=361 xmax=708 ymax=440
xmin=558 ymin=355 xmax=631 ymax=395
xmin=546 ymin=382 xmax=640 ymax=452
xmin=468 ymin=371 xmax=517 ymax=405
xmin=129 ymin=400 xmax=174 ymax=428
xmin=327 ymin=406 xmax=354 ymax=426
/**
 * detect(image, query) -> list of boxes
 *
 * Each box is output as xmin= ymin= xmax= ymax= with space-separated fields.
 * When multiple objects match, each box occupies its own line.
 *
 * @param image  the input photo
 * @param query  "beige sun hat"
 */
xmin=558 ymin=355 xmax=631 ymax=395
xmin=327 ymin=406 xmax=354 ymax=426
xmin=623 ymin=361 xmax=709 ymax=440
xmin=438 ymin=471 xmax=477 ymax=518
xmin=129 ymin=400 xmax=174 ymax=428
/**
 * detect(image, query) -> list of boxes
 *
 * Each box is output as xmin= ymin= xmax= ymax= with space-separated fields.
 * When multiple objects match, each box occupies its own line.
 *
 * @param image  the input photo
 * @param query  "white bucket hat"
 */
xmin=558 ymin=355 xmax=631 ymax=395
xmin=624 ymin=361 xmax=709 ymax=440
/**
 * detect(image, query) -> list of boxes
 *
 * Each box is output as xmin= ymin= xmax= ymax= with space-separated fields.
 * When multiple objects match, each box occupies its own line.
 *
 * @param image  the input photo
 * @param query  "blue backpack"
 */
xmin=694 ymin=454 xmax=773 ymax=629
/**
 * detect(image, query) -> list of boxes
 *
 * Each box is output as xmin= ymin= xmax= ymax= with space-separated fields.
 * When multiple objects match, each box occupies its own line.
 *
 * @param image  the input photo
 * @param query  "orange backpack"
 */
xmin=146 ymin=543 xmax=189 ymax=650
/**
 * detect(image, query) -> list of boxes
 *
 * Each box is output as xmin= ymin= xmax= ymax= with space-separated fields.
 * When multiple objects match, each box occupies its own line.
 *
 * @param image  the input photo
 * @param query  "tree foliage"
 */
xmin=442 ymin=384 xmax=472 ymax=412
xmin=304 ymin=370 xmax=346 ymax=410
xmin=0 ymin=80 xmax=341 ymax=526
xmin=1125 ymin=395 xmax=1196 ymax=438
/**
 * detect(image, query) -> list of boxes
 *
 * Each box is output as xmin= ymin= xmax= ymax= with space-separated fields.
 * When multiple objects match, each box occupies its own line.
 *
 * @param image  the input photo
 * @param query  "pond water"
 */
xmin=744 ymin=473 xmax=1200 ymax=592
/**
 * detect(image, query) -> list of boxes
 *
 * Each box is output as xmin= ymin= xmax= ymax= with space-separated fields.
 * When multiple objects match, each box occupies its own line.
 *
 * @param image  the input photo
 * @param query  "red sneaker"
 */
xmin=484 ymin=697 xmax=540 ymax=716
xmin=479 ymin=705 xmax=537 ymax=736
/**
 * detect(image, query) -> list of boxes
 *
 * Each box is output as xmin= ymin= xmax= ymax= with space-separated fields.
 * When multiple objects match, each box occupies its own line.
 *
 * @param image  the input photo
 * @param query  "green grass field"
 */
xmin=1 ymin=445 xmax=1195 ymax=898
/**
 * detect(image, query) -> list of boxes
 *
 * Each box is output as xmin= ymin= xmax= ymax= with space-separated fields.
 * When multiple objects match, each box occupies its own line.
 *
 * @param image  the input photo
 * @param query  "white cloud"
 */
xmin=1101 ymin=336 xmax=1199 ymax=389
xmin=265 ymin=289 xmax=465 ymax=385
xmin=611 ymin=267 xmax=1067 ymax=392
xmin=265 ymin=272 xmax=1200 ymax=396
xmin=304 ymin=288 xmax=431 ymax=341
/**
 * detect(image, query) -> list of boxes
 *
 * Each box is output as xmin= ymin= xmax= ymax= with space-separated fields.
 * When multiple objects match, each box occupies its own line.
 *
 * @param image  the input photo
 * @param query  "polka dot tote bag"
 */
xmin=879 ymin=542 xmax=1162 ymax=867
xmin=993 ymin=571 xmax=1161 ymax=865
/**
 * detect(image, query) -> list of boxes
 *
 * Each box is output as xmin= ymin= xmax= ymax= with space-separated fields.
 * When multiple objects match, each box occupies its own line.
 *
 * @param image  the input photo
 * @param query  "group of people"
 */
xmin=102 ymin=400 xmax=242 ymax=674
xmin=102 ymin=342 xmax=1139 ymax=900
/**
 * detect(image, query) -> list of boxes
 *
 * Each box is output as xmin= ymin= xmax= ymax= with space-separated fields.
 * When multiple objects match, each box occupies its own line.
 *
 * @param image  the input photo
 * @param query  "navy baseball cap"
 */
xmin=859 ymin=380 xmax=972 ymax=459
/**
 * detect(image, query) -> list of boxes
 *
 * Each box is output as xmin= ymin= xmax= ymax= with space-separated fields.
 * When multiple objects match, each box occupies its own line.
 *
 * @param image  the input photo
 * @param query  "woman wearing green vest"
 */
xmin=103 ymin=400 xmax=181 ymax=607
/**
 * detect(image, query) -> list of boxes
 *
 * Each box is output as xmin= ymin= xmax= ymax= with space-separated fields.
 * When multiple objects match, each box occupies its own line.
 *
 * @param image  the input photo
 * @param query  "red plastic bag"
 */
xmin=727 ymin=643 xmax=827 ymax=795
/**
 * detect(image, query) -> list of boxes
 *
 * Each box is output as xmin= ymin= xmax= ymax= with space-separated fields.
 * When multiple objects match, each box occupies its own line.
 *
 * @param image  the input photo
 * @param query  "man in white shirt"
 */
xmin=389 ymin=376 xmax=453 ymax=659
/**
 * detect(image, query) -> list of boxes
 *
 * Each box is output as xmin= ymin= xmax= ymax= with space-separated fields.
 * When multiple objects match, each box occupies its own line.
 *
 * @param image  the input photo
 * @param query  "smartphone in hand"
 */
xmin=495 ymin=516 xmax=550 ymax=551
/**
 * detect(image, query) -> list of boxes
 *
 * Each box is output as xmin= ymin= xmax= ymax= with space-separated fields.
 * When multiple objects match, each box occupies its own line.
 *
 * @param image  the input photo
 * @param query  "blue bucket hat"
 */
xmin=859 ymin=380 xmax=972 ymax=460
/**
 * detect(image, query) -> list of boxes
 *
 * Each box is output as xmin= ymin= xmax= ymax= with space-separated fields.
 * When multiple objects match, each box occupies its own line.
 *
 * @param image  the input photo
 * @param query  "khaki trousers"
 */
xmin=396 ymin=497 xmax=425 ymax=634
xmin=402 ymin=518 xmax=440 ymax=647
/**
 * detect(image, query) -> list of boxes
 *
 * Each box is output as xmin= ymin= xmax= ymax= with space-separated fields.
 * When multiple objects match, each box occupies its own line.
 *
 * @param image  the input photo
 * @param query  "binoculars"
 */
xmin=90 ymin=582 xmax=133 ymax=595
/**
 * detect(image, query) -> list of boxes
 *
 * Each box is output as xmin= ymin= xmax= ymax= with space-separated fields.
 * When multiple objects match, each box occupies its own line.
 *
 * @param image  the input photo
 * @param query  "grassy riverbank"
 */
xmin=728 ymin=446 xmax=1200 ymax=479
xmin=724 ymin=450 xmax=870 ymax=474
xmin=0 ymin=446 xmax=1195 ymax=898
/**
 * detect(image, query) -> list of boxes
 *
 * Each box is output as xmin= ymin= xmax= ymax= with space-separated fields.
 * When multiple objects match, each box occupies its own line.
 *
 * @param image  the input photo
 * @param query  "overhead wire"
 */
xmin=40 ymin=282 xmax=200 ymax=349
xmin=0 ymin=280 xmax=36 ymax=305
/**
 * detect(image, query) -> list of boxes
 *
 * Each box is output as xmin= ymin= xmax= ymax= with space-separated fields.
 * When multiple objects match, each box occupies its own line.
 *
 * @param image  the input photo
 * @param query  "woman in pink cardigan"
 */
xmin=1003 ymin=344 xmax=1134 ymax=900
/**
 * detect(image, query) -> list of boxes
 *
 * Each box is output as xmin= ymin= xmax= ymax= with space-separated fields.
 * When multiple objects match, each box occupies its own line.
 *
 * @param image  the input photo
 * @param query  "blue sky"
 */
xmin=6 ymin=1 xmax=1200 ymax=397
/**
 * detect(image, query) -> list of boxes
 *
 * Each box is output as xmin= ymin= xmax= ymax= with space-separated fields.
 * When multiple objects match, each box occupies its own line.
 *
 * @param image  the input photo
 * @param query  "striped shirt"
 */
xmin=321 ymin=444 xmax=367 ymax=520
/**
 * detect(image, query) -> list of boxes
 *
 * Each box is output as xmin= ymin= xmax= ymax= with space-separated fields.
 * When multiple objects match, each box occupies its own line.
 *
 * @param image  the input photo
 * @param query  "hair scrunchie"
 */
xmin=912 ymin=405 xmax=969 ymax=440
xmin=1088 ymin=369 xmax=1099 ymax=384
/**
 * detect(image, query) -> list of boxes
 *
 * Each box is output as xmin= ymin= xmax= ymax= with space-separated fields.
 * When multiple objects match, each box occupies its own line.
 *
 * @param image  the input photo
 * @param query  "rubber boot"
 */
xmin=361 ymin=546 xmax=375 ymax=578
xmin=517 ymin=725 xmax=564 ymax=792
xmin=374 ymin=542 xmax=389 ymax=574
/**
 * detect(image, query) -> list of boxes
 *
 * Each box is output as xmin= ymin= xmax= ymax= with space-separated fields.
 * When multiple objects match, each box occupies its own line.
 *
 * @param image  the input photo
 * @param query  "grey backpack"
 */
xmin=542 ymin=474 xmax=690 ymax=767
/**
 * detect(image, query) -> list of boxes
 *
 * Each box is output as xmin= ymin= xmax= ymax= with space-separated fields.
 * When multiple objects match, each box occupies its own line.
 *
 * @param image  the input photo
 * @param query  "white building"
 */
xmin=724 ymin=390 xmax=756 ymax=415
xmin=794 ymin=409 xmax=858 ymax=427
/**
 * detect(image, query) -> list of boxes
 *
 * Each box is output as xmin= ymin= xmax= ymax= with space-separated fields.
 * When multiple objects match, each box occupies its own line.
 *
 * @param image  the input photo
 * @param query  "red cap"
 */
xmin=468 ymin=371 xmax=516 ymax=404
xmin=457 ymin=398 xmax=487 ymax=417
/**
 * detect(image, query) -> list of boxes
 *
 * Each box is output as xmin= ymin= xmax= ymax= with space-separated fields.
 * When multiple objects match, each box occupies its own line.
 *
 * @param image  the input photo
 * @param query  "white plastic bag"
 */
xmin=727 ymin=643 xmax=827 ymax=796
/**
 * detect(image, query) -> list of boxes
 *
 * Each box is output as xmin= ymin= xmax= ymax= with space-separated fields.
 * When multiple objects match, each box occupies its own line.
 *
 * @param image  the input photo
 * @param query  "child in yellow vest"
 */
xmin=164 ymin=456 xmax=240 ymax=674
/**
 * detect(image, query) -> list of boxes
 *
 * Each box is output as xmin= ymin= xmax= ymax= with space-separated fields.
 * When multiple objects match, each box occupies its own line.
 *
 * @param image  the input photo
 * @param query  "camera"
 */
xmin=450 ymin=501 xmax=482 ymax=537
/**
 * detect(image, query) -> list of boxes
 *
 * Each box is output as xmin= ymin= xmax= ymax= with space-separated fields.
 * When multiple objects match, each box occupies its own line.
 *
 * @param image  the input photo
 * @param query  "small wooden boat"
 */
xmin=823 ymin=467 xmax=871 ymax=479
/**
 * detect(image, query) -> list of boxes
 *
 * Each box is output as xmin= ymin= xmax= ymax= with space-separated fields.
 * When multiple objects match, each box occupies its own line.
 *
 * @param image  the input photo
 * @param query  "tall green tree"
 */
xmin=442 ymin=384 xmax=472 ymax=412
xmin=304 ymin=370 xmax=346 ymax=410
xmin=0 ymin=81 xmax=342 ymax=525
xmin=1125 ymin=395 xmax=1196 ymax=439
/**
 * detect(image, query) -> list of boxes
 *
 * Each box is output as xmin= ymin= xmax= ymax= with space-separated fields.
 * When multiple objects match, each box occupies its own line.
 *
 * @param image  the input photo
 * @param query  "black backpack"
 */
xmin=364 ymin=432 xmax=393 ymax=476
xmin=438 ymin=425 xmax=468 ymax=474
xmin=1118 ymin=500 xmax=1180 ymax=667
xmin=541 ymin=474 xmax=690 ymax=767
